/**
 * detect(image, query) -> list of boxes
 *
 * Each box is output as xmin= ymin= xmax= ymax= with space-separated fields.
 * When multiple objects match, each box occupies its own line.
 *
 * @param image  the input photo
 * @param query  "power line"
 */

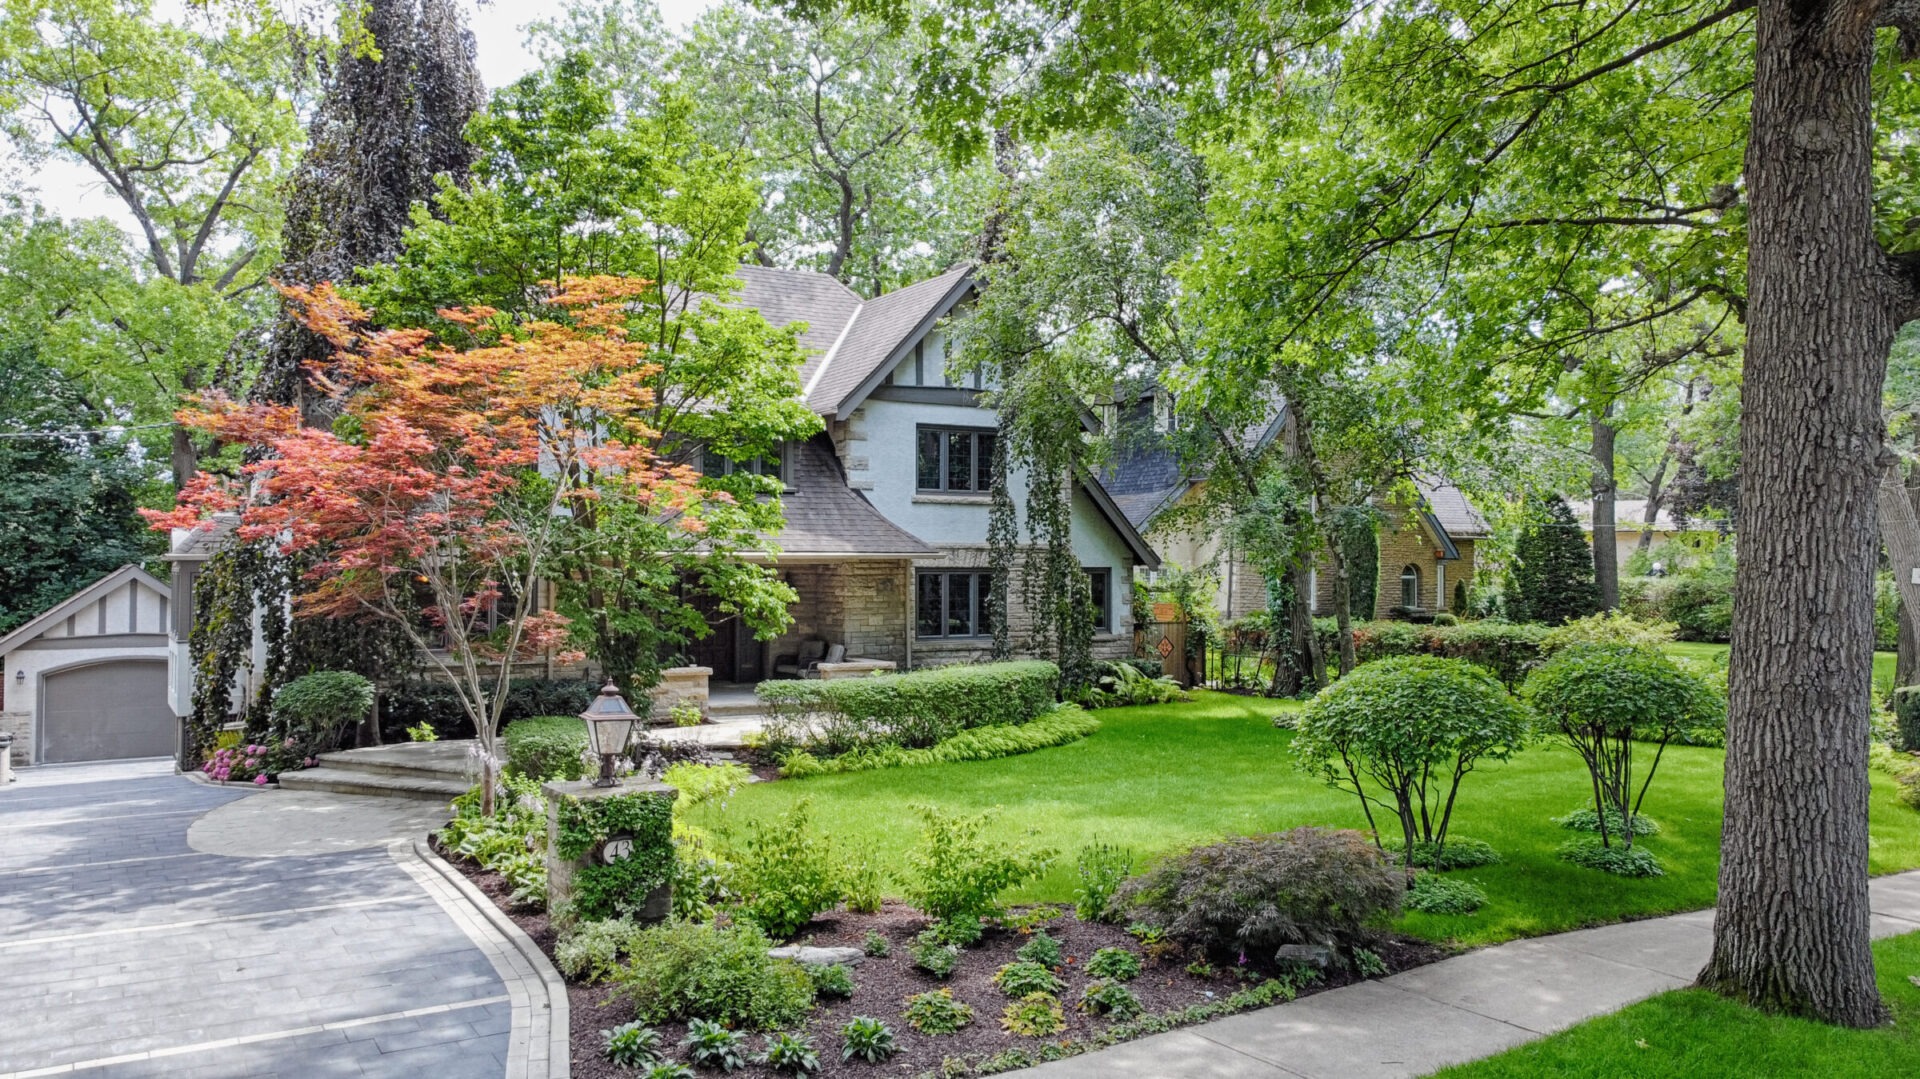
xmin=0 ymin=421 xmax=172 ymax=440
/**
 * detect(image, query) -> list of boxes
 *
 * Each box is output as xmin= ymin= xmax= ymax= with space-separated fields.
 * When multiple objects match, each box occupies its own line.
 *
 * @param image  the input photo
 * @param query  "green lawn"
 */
xmin=693 ymin=691 xmax=1920 ymax=947
xmin=1431 ymin=930 xmax=1920 ymax=1078
xmin=1662 ymin=641 xmax=1897 ymax=697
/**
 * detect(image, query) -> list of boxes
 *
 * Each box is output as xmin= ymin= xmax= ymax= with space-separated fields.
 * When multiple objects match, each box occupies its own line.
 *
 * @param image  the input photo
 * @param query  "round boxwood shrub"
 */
xmin=271 ymin=671 xmax=374 ymax=759
xmin=1524 ymin=643 xmax=1724 ymax=853
xmin=1294 ymin=656 xmax=1530 ymax=869
xmin=504 ymin=715 xmax=589 ymax=782
xmin=1113 ymin=827 xmax=1402 ymax=954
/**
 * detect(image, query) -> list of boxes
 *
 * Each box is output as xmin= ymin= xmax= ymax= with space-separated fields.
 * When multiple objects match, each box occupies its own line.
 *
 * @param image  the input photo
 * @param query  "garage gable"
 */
xmin=0 ymin=564 xmax=171 ymax=654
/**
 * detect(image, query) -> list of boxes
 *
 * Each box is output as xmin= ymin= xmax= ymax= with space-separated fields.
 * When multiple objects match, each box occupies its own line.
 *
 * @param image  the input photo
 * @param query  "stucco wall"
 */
xmin=3 ymin=642 xmax=172 ymax=764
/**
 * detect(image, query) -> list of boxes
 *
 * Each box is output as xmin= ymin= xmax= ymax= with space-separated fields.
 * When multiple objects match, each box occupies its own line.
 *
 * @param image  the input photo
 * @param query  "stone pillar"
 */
xmin=542 ymin=778 xmax=678 ymax=923
xmin=646 ymin=666 xmax=711 ymax=724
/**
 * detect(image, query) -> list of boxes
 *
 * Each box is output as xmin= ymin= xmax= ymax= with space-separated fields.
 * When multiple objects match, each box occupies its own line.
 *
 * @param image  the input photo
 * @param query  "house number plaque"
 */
xmin=599 ymin=834 xmax=635 ymax=864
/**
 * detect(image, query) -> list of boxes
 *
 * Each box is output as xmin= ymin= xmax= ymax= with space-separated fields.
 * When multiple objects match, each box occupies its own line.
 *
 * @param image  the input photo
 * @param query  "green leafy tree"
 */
xmin=0 ymin=343 xmax=159 ymax=631
xmin=356 ymin=55 xmax=823 ymax=692
xmin=0 ymin=0 xmax=311 ymax=483
xmin=1295 ymin=655 xmax=1531 ymax=867
xmin=1524 ymin=643 xmax=1726 ymax=851
xmin=1511 ymin=497 xmax=1602 ymax=626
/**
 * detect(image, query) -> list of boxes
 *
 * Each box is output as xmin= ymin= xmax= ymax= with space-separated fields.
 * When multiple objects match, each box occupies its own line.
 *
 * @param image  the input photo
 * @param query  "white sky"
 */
xmin=15 ymin=0 xmax=717 ymax=235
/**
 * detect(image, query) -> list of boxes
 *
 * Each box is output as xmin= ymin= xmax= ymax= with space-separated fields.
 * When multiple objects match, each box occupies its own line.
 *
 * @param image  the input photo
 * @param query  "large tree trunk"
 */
xmin=1590 ymin=408 xmax=1620 ymax=608
xmin=1696 ymin=0 xmax=1895 ymax=1027
xmin=1326 ymin=533 xmax=1356 ymax=676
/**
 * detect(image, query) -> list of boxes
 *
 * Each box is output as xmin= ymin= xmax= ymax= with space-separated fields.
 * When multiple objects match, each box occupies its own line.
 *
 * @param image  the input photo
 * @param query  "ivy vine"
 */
xmin=556 ymin=791 xmax=677 ymax=921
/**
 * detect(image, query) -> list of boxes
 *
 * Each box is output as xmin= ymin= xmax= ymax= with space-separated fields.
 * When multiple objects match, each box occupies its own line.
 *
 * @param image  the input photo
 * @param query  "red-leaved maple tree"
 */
xmin=146 ymin=277 xmax=716 ymax=813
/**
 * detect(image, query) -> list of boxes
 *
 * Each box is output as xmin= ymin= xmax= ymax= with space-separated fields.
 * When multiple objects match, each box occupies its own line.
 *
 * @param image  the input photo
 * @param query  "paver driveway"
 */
xmin=0 ymin=761 xmax=512 ymax=1078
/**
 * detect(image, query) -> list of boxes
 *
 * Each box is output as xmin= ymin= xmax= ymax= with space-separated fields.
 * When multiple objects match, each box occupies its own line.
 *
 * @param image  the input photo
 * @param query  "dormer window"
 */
xmin=703 ymin=443 xmax=788 ymax=484
xmin=1153 ymin=389 xmax=1177 ymax=433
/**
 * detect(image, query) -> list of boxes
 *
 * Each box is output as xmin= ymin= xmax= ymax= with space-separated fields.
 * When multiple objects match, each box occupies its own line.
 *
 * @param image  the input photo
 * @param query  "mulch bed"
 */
xmin=447 ymin=854 xmax=1448 ymax=1078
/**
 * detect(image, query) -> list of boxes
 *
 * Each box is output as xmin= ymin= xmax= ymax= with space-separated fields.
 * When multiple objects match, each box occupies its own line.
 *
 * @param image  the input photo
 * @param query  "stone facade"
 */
xmin=1 ymin=708 xmax=29 ymax=767
xmin=1373 ymin=519 xmax=1477 ymax=619
xmin=645 ymin=666 xmax=711 ymax=723
xmin=768 ymin=561 xmax=915 ymax=670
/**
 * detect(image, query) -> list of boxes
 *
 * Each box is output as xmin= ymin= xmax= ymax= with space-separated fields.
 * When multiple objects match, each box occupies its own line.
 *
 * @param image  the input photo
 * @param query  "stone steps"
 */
xmin=276 ymin=766 xmax=469 ymax=802
xmin=275 ymin=740 xmax=478 ymax=802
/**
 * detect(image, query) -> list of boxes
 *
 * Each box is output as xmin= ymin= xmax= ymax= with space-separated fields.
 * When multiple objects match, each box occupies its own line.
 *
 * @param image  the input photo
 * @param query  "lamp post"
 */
xmin=580 ymin=681 xmax=639 ymax=788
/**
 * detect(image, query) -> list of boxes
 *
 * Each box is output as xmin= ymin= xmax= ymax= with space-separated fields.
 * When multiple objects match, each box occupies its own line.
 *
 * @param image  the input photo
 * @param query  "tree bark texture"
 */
xmin=1696 ymin=0 xmax=1894 ymax=1027
xmin=1591 ymin=410 xmax=1620 ymax=608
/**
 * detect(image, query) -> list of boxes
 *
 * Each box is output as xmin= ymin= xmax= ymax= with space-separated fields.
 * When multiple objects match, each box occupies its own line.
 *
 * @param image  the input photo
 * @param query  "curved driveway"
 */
xmin=0 ymin=761 xmax=519 ymax=1079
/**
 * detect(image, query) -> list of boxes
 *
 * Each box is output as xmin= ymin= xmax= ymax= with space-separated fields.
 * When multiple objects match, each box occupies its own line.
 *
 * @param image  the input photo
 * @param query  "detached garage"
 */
xmin=0 ymin=565 xmax=176 ymax=767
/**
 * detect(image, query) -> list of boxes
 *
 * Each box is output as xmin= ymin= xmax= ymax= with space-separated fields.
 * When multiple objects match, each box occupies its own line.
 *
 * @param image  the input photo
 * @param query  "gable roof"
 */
xmin=731 ymin=265 xmax=865 ymax=392
xmin=0 ymin=564 xmax=172 ymax=655
xmin=1076 ymin=469 xmax=1162 ymax=569
xmin=805 ymin=265 xmax=976 ymax=418
xmin=1414 ymin=477 xmax=1491 ymax=540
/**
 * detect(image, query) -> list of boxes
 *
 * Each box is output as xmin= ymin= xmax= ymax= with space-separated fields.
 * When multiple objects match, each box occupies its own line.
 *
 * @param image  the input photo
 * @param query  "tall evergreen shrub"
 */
xmin=1510 ymin=496 xmax=1601 ymax=625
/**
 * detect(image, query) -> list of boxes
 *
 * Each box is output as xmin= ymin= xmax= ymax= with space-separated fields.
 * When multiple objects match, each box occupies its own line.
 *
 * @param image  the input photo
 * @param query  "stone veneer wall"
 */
xmin=1 ymin=709 xmax=29 ymax=766
xmin=767 ymin=561 xmax=914 ymax=668
xmin=912 ymin=545 xmax=1134 ymax=666
xmin=1374 ymin=524 xmax=1476 ymax=619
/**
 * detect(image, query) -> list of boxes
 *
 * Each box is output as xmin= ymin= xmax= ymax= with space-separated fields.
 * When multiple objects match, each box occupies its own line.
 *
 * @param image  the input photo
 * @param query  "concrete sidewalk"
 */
xmin=1019 ymin=870 xmax=1920 ymax=1079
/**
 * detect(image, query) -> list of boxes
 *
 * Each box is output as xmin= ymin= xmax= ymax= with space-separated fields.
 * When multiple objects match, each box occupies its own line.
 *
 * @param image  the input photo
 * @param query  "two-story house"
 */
xmin=700 ymin=265 xmax=1159 ymax=682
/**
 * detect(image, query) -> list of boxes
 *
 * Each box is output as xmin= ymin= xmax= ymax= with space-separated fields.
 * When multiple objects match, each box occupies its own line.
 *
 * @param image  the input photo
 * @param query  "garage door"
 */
xmin=41 ymin=660 xmax=176 ymax=763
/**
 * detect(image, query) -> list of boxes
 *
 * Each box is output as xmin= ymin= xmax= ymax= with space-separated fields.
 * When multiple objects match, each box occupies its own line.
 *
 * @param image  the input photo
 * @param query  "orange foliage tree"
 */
xmin=145 ymin=276 xmax=722 ymax=812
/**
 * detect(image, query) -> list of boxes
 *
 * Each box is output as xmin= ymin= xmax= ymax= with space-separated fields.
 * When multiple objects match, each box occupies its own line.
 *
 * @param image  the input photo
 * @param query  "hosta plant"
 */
xmin=992 ymin=960 xmax=1064 ymax=998
xmin=839 ymin=1017 xmax=898 ymax=1063
xmin=601 ymin=1022 xmax=663 ymax=1068
xmin=681 ymin=1019 xmax=748 ymax=1072
xmin=903 ymin=988 xmax=974 ymax=1034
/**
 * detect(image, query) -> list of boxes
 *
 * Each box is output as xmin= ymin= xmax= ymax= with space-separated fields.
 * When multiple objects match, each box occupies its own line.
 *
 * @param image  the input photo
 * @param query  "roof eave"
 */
xmin=829 ymin=271 xmax=979 ymax=420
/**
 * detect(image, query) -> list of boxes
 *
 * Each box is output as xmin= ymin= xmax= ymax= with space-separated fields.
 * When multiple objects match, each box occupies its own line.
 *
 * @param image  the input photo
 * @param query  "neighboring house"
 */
xmin=1103 ymin=391 xmax=1489 ymax=623
xmin=1567 ymin=498 xmax=1723 ymax=570
xmin=164 ymin=265 xmax=1160 ymax=716
xmin=0 ymin=564 xmax=176 ymax=766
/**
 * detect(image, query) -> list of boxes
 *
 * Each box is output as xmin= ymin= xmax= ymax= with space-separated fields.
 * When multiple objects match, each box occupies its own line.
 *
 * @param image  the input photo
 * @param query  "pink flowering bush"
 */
xmin=203 ymin=744 xmax=271 ymax=784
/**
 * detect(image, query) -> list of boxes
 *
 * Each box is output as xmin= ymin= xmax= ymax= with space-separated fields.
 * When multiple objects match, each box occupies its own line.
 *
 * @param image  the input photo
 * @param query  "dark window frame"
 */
xmin=916 ymin=570 xmax=995 ymax=639
xmin=1085 ymin=567 xmax=1113 ymax=633
xmin=915 ymin=425 xmax=996 ymax=493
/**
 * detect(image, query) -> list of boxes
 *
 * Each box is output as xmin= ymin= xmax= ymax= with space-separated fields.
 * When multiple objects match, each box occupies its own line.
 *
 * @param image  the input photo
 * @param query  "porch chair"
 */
xmin=773 ymin=639 xmax=827 ymax=679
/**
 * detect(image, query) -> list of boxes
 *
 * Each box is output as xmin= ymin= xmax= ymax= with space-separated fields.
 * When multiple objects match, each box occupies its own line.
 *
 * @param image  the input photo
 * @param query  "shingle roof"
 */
xmin=804 ymin=265 xmax=974 ymax=417
xmin=731 ymin=265 xmax=863 ymax=391
xmin=1415 ymin=477 xmax=1491 ymax=539
xmin=772 ymin=435 xmax=939 ymax=559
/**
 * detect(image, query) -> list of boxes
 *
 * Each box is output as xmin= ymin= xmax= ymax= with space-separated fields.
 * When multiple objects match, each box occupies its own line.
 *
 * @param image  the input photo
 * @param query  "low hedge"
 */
xmin=504 ymin=715 xmax=588 ymax=781
xmin=757 ymin=660 xmax=1059 ymax=756
xmin=778 ymin=704 xmax=1100 ymax=777
xmin=381 ymin=676 xmax=600 ymax=742
xmin=1329 ymin=620 xmax=1549 ymax=687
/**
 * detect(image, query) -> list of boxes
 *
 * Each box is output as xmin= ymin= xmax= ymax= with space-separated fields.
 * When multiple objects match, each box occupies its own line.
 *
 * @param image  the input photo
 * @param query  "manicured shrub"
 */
xmin=903 ymin=988 xmax=974 ymax=1034
xmin=1001 ymin=993 xmax=1066 ymax=1036
xmin=1406 ymin=874 xmax=1488 ymax=915
xmin=614 ymin=920 xmax=814 ymax=1030
xmin=1662 ymin=567 xmax=1735 ymax=642
xmin=809 ymin=963 xmax=855 ymax=999
xmin=1295 ymin=656 xmax=1529 ymax=867
xmin=1073 ymin=842 xmax=1134 ymax=922
xmin=839 ymin=1017 xmax=898 ymax=1063
xmin=776 ymin=704 xmax=1099 ymax=777
xmin=270 ymin=671 xmax=374 ymax=758
xmin=758 ymin=660 xmax=1060 ymax=756
xmin=1509 ymin=495 xmax=1601 ymax=625
xmin=862 ymin=930 xmax=891 ymax=958
xmin=1084 ymin=947 xmax=1142 ymax=982
xmin=904 ymin=806 xmax=1057 ymax=927
xmin=993 ymin=960 xmax=1064 ymax=998
xmin=1524 ymin=643 xmax=1724 ymax=851
xmin=503 ymin=714 xmax=588 ymax=782
xmin=1899 ymin=769 xmax=1920 ymax=811
xmin=729 ymin=799 xmax=843 ymax=940
xmin=1114 ymin=828 xmax=1403 ymax=955
xmin=1893 ymin=686 xmax=1920 ymax=753
xmin=1558 ymin=838 xmax=1665 ymax=877
xmin=1344 ymin=620 xmax=1550 ymax=688
xmin=601 ymin=1022 xmax=663 ymax=1068
xmin=1077 ymin=980 xmax=1143 ymax=1019
xmin=681 ymin=1018 xmax=749 ymax=1072
xmin=759 ymin=1031 xmax=821 ymax=1076
xmin=1382 ymin=835 xmax=1502 ymax=870
xmin=1015 ymin=931 xmax=1063 ymax=969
